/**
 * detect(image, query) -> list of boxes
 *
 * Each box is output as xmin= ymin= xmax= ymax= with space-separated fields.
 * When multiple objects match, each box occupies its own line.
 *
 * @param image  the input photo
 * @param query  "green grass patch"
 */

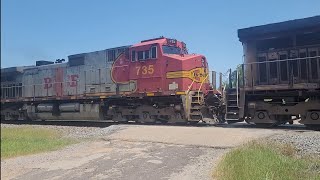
xmin=214 ymin=141 xmax=320 ymax=180
xmin=1 ymin=127 xmax=74 ymax=159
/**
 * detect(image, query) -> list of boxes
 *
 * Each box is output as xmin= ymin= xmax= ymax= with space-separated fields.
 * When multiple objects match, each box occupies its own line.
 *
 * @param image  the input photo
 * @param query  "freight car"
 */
xmin=225 ymin=16 xmax=320 ymax=129
xmin=1 ymin=37 xmax=224 ymax=124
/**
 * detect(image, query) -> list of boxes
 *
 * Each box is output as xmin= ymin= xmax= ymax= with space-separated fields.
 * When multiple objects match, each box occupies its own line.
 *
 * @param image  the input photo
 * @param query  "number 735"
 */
xmin=136 ymin=65 xmax=154 ymax=75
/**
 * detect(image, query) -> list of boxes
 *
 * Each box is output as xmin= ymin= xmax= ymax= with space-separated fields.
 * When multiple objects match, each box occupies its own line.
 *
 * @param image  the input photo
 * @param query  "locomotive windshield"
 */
xmin=162 ymin=45 xmax=182 ymax=55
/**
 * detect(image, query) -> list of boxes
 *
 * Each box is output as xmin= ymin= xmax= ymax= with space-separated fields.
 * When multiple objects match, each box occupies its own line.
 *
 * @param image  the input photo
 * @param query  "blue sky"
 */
xmin=1 ymin=0 xmax=320 ymax=73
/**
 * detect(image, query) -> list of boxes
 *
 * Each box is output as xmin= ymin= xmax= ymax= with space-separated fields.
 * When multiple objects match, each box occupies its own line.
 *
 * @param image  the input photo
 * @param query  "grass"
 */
xmin=213 ymin=141 xmax=320 ymax=180
xmin=1 ymin=127 xmax=74 ymax=159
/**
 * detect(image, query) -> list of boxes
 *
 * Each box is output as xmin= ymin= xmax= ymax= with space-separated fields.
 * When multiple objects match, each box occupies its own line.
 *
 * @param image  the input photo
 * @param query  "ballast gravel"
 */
xmin=0 ymin=123 xmax=126 ymax=139
xmin=267 ymin=131 xmax=320 ymax=157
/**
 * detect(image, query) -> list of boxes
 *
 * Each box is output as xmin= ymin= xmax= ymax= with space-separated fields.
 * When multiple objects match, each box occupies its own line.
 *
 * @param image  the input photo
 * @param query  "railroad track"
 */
xmin=1 ymin=120 xmax=313 ymax=130
xmin=0 ymin=120 xmax=216 ymax=128
xmin=0 ymin=120 xmax=118 ymax=127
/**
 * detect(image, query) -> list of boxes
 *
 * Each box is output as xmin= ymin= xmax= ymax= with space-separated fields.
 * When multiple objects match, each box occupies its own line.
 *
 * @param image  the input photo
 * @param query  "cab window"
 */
xmin=162 ymin=45 xmax=181 ymax=55
xmin=151 ymin=46 xmax=157 ymax=58
xmin=133 ymin=46 xmax=157 ymax=61
xmin=145 ymin=50 xmax=150 ymax=59
xmin=137 ymin=51 xmax=144 ymax=60
xmin=131 ymin=51 xmax=136 ymax=61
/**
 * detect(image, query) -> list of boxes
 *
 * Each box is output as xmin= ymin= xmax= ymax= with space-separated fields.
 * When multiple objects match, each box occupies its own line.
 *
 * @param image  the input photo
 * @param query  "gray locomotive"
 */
xmin=1 ymin=46 xmax=130 ymax=121
xmin=225 ymin=16 xmax=320 ymax=129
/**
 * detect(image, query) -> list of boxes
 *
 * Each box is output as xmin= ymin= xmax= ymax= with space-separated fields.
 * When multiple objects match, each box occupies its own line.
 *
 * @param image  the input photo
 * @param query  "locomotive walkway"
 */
xmin=1 ymin=123 xmax=305 ymax=180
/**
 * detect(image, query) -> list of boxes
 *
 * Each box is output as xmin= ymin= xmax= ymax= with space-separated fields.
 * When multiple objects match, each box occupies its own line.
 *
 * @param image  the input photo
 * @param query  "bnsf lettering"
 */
xmin=44 ymin=77 xmax=52 ymax=89
xmin=193 ymin=72 xmax=206 ymax=78
xmin=68 ymin=74 xmax=79 ymax=87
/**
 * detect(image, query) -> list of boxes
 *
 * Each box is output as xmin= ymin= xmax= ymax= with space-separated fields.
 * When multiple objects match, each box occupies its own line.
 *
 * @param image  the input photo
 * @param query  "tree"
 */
xmin=225 ymin=65 xmax=244 ymax=89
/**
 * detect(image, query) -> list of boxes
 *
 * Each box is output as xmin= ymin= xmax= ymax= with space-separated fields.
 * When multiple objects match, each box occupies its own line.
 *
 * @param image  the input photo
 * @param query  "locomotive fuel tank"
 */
xmin=27 ymin=103 xmax=102 ymax=120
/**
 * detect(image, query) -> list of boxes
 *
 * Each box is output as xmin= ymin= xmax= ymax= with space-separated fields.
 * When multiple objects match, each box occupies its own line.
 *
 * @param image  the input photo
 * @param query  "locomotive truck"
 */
xmin=1 ymin=37 xmax=224 ymax=124
xmin=225 ymin=15 xmax=320 ymax=129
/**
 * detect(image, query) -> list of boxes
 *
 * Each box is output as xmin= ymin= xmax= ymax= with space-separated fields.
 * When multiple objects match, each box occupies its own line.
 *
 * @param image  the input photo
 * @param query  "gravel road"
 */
xmin=1 ymin=123 xmax=319 ymax=180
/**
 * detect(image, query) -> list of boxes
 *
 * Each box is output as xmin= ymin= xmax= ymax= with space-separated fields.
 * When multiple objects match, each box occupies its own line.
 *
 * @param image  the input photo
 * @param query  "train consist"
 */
xmin=225 ymin=15 xmax=320 ymax=129
xmin=1 ymin=15 xmax=320 ymax=129
xmin=1 ymin=37 xmax=223 ymax=124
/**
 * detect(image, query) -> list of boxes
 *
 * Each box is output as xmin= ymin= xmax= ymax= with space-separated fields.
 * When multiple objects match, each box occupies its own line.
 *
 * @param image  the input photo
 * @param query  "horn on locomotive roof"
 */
xmin=141 ymin=36 xmax=165 ymax=43
xmin=55 ymin=59 xmax=65 ymax=64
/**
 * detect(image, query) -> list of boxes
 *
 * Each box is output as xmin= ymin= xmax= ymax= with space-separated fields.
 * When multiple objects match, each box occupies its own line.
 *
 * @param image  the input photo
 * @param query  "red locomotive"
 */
xmin=1 ymin=37 xmax=224 ymax=124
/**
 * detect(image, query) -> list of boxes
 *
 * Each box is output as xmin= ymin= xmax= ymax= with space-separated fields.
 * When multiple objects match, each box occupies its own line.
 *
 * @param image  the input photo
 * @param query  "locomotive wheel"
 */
xmin=175 ymin=113 xmax=182 ymax=120
xmin=139 ymin=112 xmax=156 ymax=123
xmin=113 ymin=113 xmax=128 ymax=122
xmin=156 ymin=116 xmax=169 ymax=124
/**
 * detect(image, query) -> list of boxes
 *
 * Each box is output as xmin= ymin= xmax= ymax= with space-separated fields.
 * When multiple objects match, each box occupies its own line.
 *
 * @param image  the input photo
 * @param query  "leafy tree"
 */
xmin=225 ymin=65 xmax=244 ymax=89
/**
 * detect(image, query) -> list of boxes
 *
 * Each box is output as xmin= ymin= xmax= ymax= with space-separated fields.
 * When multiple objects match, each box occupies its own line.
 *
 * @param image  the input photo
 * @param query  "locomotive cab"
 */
xmin=109 ymin=37 xmax=217 ymax=123
xmin=111 ymin=37 xmax=210 ymax=96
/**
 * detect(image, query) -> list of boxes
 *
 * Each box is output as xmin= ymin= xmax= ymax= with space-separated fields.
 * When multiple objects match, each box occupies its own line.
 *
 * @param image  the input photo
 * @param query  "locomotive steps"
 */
xmin=225 ymin=88 xmax=241 ymax=122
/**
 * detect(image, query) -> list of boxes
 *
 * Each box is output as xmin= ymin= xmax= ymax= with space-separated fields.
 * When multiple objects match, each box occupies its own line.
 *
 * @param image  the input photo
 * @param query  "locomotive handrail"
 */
xmin=1 ymin=81 xmax=80 ymax=99
xmin=112 ymin=65 xmax=129 ymax=68
xmin=242 ymin=55 xmax=320 ymax=88
xmin=186 ymin=80 xmax=195 ymax=94
xmin=236 ymin=66 xmax=239 ymax=107
xmin=197 ymin=73 xmax=209 ymax=103
xmin=256 ymin=43 xmax=320 ymax=54
xmin=1 ymin=80 xmax=81 ymax=87
xmin=185 ymin=79 xmax=196 ymax=118
xmin=242 ymin=55 xmax=320 ymax=65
